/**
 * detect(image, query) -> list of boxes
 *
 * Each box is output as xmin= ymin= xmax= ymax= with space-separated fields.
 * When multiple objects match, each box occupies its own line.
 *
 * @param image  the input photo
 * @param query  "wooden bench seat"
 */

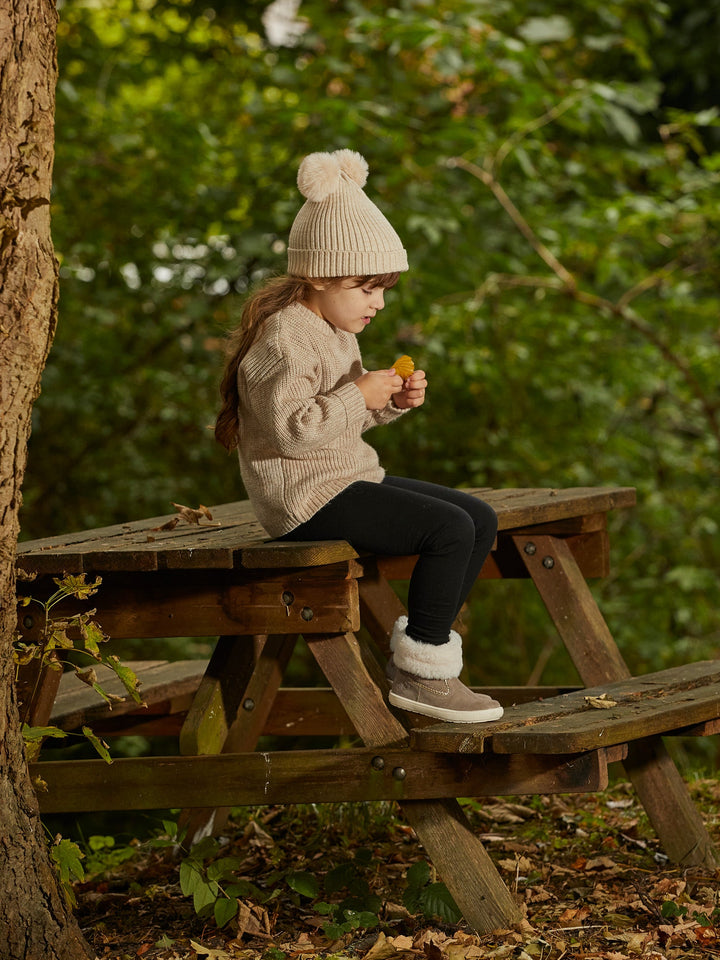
xmin=49 ymin=660 xmax=206 ymax=733
xmin=411 ymin=661 xmax=720 ymax=755
xmin=49 ymin=659 xmax=582 ymax=739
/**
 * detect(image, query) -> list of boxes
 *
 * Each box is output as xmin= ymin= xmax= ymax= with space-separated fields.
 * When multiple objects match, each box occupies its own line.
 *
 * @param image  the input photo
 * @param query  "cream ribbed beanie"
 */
xmin=287 ymin=149 xmax=409 ymax=278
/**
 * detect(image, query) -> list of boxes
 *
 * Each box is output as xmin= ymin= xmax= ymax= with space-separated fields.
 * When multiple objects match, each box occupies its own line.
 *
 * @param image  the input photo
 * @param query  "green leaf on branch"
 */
xmin=82 ymin=725 xmax=113 ymax=763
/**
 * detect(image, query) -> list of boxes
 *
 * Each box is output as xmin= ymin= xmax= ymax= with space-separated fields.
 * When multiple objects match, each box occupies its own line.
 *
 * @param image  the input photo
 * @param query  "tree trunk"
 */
xmin=0 ymin=2 xmax=93 ymax=957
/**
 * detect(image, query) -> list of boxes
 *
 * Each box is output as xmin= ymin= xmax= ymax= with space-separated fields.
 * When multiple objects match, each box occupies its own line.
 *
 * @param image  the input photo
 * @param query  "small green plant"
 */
xmin=403 ymin=860 xmax=461 ymax=924
xmin=14 ymin=573 xmax=143 ymax=763
xmin=288 ymin=849 xmax=383 ymax=939
xmin=177 ymin=823 xmax=462 ymax=937
xmin=179 ymin=835 xmax=276 ymax=929
xmin=82 ymin=834 xmax=138 ymax=875
xmin=50 ymin=834 xmax=86 ymax=907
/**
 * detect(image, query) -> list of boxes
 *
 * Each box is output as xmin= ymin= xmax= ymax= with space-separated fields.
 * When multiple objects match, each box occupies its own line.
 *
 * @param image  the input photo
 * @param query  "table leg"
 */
xmin=516 ymin=534 xmax=720 ymax=869
xmin=178 ymin=632 xmax=297 ymax=844
xmin=358 ymin=562 xmax=408 ymax=656
xmin=307 ymin=631 xmax=522 ymax=933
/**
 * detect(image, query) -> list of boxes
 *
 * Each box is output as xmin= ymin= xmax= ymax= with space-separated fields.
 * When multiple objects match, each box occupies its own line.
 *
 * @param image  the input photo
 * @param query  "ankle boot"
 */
xmin=388 ymin=618 xmax=503 ymax=724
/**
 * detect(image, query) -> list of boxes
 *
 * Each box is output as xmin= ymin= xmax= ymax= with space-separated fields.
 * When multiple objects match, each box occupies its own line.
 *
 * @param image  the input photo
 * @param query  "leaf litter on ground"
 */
xmin=74 ymin=778 xmax=720 ymax=960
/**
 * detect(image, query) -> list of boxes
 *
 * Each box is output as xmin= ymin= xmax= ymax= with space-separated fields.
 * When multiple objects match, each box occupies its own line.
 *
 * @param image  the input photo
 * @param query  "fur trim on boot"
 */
xmin=391 ymin=618 xmax=462 ymax=680
xmin=389 ymin=615 xmax=408 ymax=653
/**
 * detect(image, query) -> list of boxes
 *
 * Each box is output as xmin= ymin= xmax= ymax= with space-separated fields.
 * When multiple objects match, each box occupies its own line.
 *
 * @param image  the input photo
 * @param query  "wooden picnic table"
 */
xmin=15 ymin=485 xmax=720 ymax=934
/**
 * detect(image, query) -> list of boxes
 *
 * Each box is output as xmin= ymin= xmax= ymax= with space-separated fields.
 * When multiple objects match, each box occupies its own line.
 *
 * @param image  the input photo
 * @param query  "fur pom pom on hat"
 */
xmin=288 ymin=149 xmax=408 ymax=277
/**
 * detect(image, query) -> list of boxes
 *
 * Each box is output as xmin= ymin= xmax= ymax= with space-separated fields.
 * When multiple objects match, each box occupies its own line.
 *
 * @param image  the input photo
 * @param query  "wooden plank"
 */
xmin=16 ymin=501 xmax=264 ymax=574
xmin=625 ymin=737 xmax=720 ymax=868
xmin=49 ymin=660 xmax=206 ymax=730
xmin=486 ymin=486 xmax=636 ymax=530
xmin=307 ymin=632 xmax=408 ymax=747
xmin=358 ymin=561 xmax=408 ymax=656
xmin=412 ymin=661 xmax=720 ymax=754
xmin=306 ymin=631 xmax=522 ymax=933
xmin=491 ymin=663 xmax=720 ymax=754
xmin=15 ymin=658 xmax=63 ymax=727
xmin=51 ymin=683 xmax=583 ymax=738
xmin=179 ymin=632 xmax=298 ymax=844
xmin=30 ymin=746 xmax=608 ymax=813
xmin=520 ymin=535 xmax=720 ymax=871
xmin=178 ymin=635 xmax=277 ymax=757
xmin=17 ymin=568 xmax=360 ymax=641
xmin=513 ymin=533 xmax=630 ymax=682
xmin=239 ymin=540 xmax=359 ymax=569
xmin=666 ymin=718 xmax=720 ymax=738
xmin=16 ymin=487 xmax=636 ymax=576
xmin=508 ymin=512 xmax=608 ymax=536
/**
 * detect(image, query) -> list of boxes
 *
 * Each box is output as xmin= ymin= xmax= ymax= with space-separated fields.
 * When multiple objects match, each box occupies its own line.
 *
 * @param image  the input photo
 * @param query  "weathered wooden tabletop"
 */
xmin=17 ymin=485 xmax=636 ymax=574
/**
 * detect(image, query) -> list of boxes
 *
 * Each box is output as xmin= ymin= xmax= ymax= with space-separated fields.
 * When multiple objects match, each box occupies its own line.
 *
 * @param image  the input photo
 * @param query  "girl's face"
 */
xmin=303 ymin=278 xmax=386 ymax=334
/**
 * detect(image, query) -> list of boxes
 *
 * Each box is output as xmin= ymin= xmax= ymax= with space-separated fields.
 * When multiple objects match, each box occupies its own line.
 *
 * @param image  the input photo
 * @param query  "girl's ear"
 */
xmin=309 ymin=279 xmax=328 ymax=292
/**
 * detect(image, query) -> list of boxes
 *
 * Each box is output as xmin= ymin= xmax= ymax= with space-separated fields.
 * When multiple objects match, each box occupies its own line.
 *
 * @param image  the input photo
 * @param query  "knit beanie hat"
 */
xmin=287 ymin=149 xmax=409 ymax=278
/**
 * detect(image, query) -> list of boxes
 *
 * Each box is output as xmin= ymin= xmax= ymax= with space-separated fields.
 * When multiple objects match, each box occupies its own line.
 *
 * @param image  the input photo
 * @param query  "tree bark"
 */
xmin=0 ymin=2 xmax=93 ymax=957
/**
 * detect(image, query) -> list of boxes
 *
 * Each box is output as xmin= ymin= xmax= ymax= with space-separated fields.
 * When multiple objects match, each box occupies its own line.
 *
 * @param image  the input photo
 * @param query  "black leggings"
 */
xmin=278 ymin=476 xmax=497 ymax=645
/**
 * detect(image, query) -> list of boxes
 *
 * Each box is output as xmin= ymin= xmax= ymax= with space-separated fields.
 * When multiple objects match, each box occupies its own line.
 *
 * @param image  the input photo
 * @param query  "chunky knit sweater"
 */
xmin=236 ymin=301 xmax=406 ymax=537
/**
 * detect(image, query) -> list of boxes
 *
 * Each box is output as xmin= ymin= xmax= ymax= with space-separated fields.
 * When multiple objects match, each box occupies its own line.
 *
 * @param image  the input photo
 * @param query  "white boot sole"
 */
xmin=389 ymin=691 xmax=504 ymax=724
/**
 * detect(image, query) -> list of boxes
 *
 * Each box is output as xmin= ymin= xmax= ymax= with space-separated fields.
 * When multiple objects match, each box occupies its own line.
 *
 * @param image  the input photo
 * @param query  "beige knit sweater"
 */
xmin=236 ymin=301 xmax=406 ymax=537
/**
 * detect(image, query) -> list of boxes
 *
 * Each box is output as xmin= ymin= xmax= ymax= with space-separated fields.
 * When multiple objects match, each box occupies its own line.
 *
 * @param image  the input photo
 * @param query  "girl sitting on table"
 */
xmin=215 ymin=149 xmax=502 ymax=724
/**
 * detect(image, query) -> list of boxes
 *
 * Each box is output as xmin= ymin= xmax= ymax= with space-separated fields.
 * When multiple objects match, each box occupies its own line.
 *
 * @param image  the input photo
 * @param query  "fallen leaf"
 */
xmin=423 ymin=940 xmax=445 ymax=960
xmin=389 ymin=934 xmax=414 ymax=950
xmin=235 ymin=900 xmax=270 ymax=938
xmin=584 ymin=693 xmax=618 ymax=709
xmin=696 ymin=926 xmax=718 ymax=947
xmin=152 ymin=516 xmax=180 ymax=532
xmin=171 ymin=501 xmax=220 ymax=525
xmin=584 ymin=856 xmax=620 ymax=873
xmin=243 ymin=820 xmax=274 ymax=847
xmin=189 ymin=940 xmax=232 ymax=959
xmin=557 ymin=906 xmax=590 ymax=923
xmin=363 ymin=932 xmax=399 ymax=959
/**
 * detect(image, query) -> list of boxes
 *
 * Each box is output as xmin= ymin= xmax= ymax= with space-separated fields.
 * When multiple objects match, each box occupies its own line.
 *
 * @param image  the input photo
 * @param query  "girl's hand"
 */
xmin=355 ymin=369 xmax=404 ymax=410
xmin=392 ymin=368 xmax=427 ymax=409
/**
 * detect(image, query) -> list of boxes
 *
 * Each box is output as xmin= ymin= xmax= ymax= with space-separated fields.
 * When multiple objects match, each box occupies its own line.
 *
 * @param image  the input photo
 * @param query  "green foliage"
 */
xmin=50 ymin=836 xmax=85 ymax=907
xmin=82 ymin=834 xmax=138 ymax=875
xmin=403 ymin=861 xmax=462 ymax=925
xmin=14 ymin=574 xmax=143 ymax=762
xmin=20 ymin=0 xmax=720 ymax=685
xmin=177 ymin=831 xmax=453 ymax=935
xmin=179 ymin=836 xmax=259 ymax=928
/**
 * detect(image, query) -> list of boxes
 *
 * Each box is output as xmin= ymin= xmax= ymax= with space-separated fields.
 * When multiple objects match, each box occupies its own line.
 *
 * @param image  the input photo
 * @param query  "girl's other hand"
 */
xmin=392 ymin=368 xmax=427 ymax=409
xmin=355 ymin=369 xmax=404 ymax=410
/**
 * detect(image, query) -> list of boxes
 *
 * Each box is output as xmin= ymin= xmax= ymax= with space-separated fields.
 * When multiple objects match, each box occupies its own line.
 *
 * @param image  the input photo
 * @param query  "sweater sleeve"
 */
xmin=243 ymin=349 xmax=368 ymax=458
xmin=362 ymin=398 xmax=410 ymax=431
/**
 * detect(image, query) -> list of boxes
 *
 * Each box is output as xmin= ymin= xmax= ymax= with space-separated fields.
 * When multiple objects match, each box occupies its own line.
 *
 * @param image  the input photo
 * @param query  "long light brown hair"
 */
xmin=214 ymin=273 xmax=400 ymax=451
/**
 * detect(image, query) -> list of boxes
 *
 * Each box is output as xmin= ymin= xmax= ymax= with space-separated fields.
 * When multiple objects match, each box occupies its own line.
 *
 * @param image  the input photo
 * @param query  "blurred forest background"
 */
xmin=22 ymin=0 xmax=719 ymax=700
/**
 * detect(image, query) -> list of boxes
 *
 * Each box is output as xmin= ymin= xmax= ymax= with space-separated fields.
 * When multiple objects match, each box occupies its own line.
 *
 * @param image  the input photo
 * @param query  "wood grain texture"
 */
xmin=16 ymin=486 xmax=636 ymax=575
xmin=411 ymin=660 xmax=720 ymax=755
xmin=30 ymin=747 xmax=607 ymax=813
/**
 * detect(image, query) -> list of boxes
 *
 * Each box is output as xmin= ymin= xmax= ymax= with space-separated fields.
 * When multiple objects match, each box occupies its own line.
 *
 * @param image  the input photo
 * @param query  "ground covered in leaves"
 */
xmin=74 ymin=778 xmax=720 ymax=960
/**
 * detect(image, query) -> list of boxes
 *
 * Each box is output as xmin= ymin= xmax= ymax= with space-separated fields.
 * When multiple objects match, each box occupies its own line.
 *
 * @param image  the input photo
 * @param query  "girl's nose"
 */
xmin=371 ymin=289 xmax=385 ymax=311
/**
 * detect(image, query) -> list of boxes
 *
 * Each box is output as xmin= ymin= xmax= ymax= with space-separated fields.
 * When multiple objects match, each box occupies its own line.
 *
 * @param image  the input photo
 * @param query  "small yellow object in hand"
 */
xmin=392 ymin=355 xmax=415 ymax=380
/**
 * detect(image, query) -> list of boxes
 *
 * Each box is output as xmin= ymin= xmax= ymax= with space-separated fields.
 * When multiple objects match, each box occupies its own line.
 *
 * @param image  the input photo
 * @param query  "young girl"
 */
xmin=215 ymin=149 xmax=502 ymax=724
